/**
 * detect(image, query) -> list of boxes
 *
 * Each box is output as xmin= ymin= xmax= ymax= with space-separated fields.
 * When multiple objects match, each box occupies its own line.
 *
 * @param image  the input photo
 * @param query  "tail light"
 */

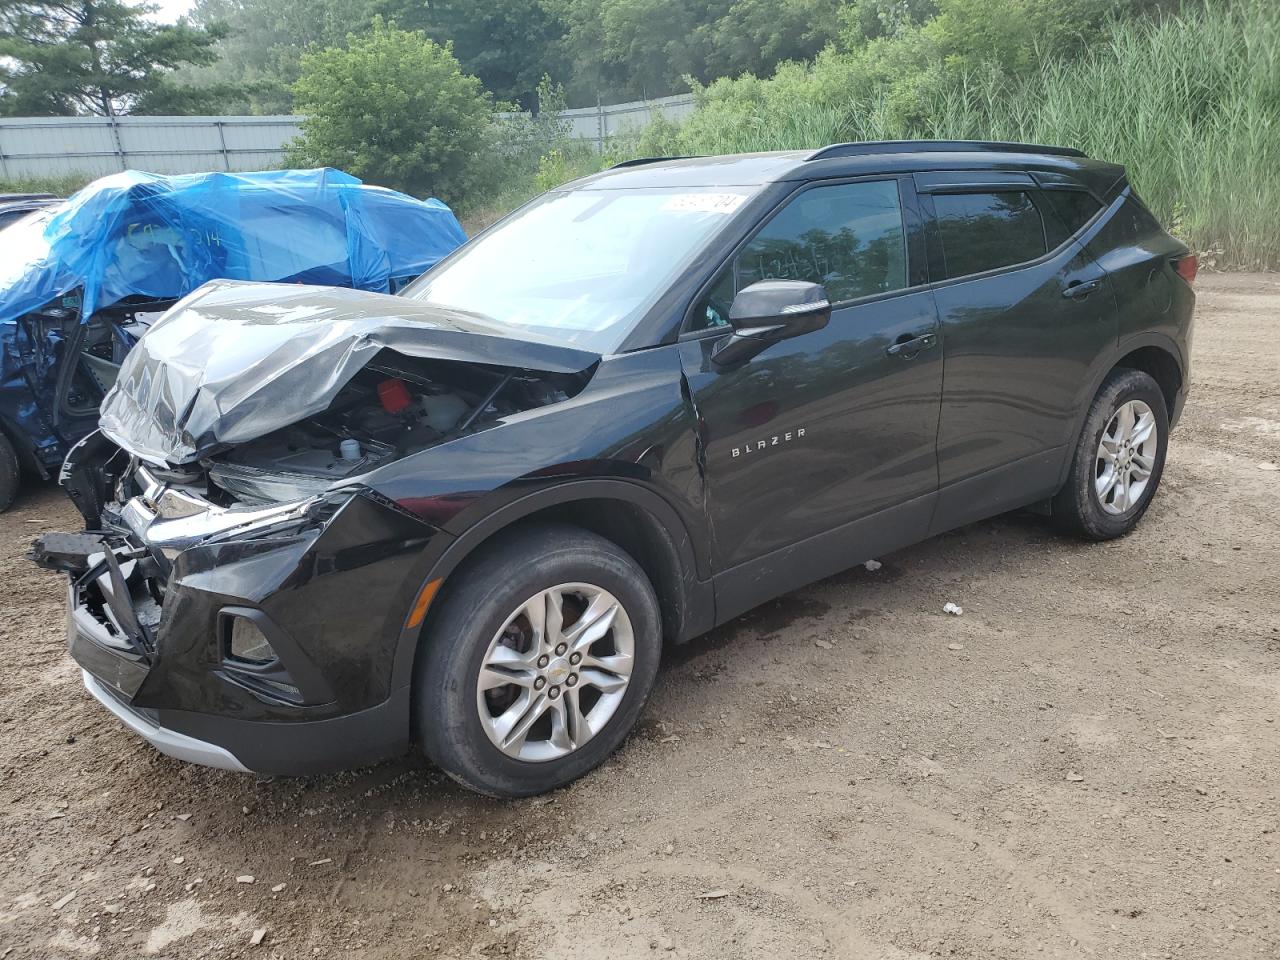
xmin=1173 ymin=254 xmax=1197 ymax=284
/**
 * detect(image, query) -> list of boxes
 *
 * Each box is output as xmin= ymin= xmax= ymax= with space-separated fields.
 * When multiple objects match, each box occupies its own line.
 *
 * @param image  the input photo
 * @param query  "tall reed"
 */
xmin=928 ymin=1 xmax=1279 ymax=268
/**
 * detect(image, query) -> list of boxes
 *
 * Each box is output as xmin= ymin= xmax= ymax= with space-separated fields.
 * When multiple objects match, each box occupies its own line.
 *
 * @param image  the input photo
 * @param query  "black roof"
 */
xmin=574 ymin=141 xmax=1123 ymax=197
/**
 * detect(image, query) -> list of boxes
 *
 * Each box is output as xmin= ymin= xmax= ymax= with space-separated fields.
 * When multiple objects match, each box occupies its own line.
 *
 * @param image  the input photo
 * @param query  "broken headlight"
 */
xmin=200 ymin=486 xmax=358 ymax=544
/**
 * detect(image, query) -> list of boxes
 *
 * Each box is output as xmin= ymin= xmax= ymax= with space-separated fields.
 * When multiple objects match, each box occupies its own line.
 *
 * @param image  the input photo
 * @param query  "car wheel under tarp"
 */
xmin=0 ymin=430 xmax=20 ymax=512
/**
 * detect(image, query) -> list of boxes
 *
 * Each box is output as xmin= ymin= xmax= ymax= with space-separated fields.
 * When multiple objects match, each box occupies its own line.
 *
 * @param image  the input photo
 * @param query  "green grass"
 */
xmin=0 ymin=174 xmax=94 ymax=198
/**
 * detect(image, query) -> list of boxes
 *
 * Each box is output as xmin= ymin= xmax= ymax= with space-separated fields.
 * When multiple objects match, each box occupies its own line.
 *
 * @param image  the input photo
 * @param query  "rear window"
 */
xmin=1039 ymin=189 xmax=1104 ymax=248
xmin=934 ymin=191 xmax=1046 ymax=279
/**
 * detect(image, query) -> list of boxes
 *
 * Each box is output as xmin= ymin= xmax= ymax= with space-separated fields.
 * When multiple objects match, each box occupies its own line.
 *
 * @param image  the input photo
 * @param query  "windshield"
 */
xmin=401 ymin=186 xmax=756 ymax=352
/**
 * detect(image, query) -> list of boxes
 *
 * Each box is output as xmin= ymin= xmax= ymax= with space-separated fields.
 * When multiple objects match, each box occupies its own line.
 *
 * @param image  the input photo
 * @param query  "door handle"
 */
xmin=1062 ymin=277 xmax=1103 ymax=299
xmin=886 ymin=332 xmax=937 ymax=358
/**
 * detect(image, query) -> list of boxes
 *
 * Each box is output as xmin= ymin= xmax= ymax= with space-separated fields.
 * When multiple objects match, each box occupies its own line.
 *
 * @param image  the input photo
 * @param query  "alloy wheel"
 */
xmin=475 ymin=583 xmax=635 ymax=762
xmin=1095 ymin=398 xmax=1157 ymax=515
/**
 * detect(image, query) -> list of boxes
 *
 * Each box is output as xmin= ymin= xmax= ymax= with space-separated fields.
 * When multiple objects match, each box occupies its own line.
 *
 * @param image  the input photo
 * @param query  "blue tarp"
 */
xmin=0 ymin=167 xmax=467 ymax=326
xmin=0 ymin=168 xmax=467 ymax=478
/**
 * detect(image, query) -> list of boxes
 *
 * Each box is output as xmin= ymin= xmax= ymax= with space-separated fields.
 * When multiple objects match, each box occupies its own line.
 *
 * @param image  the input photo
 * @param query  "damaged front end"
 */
xmin=31 ymin=281 xmax=600 ymax=774
xmin=31 ymin=435 xmax=438 ymax=773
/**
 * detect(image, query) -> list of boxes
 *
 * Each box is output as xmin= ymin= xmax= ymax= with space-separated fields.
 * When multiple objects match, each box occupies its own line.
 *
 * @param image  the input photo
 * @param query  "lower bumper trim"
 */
xmin=82 ymin=670 xmax=251 ymax=773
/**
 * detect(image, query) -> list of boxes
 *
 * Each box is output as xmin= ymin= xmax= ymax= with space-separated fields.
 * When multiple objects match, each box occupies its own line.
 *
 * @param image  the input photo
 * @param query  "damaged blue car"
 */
xmin=0 ymin=168 xmax=466 ymax=511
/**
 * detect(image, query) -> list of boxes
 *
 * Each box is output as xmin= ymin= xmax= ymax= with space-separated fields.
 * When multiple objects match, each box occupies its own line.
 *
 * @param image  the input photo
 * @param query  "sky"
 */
xmin=143 ymin=0 xmax=196 ymax=24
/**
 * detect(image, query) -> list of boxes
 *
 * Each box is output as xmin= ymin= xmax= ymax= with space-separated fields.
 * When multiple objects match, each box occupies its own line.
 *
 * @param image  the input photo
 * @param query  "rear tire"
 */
xmin=414 ymin=523 xmax=662 ymax=798
xmin=0 ymin=431 xmax=20 ymax=513
xmin=1052 ymin=368 xmax=1168 ymax=540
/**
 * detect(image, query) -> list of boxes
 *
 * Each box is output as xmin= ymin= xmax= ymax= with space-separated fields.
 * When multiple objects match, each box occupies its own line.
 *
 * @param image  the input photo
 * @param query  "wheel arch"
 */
xmin=0 ymin=410 xmax=49 ymax=480
xmin=1054 ymin=335 xmax=1182 ymax=496
xmin=1056 ymin=334 xmax=1184 ymax=492
xmin=390 ymin=479 xmax=714 ymax=694
xmin=1112 ymin=342 xmax=1183 ymax=417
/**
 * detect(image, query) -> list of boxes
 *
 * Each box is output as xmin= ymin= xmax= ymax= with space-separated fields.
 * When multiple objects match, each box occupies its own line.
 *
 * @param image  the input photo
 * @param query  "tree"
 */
xmin=551 ymin=0 xmax=730 ymax=102
xmin=840 ymin=0 xmax=940 ymax=43
xmin=550 ymin=0 xmax=846 ymax=105
xmin=0 ymin=0 xmax=227 ymax=116
xmin=286 ymin=19 xmax=493 ymax=203
xmin=185 ymin=0 xmax=379 ymax=113
xmin=377 ymin=0 xmax=568 ymax=110
xmin=703 ymin=0 xmax=844 ymax=79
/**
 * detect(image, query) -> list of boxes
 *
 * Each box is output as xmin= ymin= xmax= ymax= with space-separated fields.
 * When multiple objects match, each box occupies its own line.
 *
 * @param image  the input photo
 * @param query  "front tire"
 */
xmin=1052 ymin=368 xmax=1169 ymax=540
xmin=414 ymin=523 xmax=662 ymax=797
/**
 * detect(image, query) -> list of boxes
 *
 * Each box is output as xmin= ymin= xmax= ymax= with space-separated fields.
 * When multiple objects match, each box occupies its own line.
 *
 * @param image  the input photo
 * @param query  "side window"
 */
xmin=933 ymin=191 xmax=1046 ymax=280
xmin=1038 ymin=189 xmax=1104 ymax=249
xmin=692 ymin=180 xmax=907 ymax=331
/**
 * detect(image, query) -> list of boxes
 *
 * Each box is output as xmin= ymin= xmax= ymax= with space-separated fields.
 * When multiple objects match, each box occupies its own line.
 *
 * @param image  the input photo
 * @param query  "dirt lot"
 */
xmin=1 ymin=273 xmax=1277 ymax=960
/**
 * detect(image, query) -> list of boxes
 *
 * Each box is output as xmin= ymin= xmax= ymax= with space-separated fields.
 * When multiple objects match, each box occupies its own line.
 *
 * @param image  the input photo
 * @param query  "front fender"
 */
xmin=381 ymin=475 xmax=712 ymax=695
xmin=354 ymin=346 xmax=711 ymax=692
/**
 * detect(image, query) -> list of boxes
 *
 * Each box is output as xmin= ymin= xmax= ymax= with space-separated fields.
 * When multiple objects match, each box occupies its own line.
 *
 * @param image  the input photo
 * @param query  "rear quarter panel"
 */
xmin=1084 ymin=190 xmax=1194 ymax=376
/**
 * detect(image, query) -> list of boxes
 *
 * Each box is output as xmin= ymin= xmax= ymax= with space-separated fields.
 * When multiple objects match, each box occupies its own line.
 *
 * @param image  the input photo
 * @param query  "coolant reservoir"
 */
xmin=420 ymin=393 xmax=469 ymax=433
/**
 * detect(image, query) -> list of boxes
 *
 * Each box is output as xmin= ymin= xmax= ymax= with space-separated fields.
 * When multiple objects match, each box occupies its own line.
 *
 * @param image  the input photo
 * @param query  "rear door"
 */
xmin=916 ymin=171 xmax=1117 ymax=529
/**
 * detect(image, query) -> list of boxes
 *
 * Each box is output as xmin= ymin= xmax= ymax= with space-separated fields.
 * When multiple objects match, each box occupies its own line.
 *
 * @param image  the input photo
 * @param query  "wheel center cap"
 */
xmin=546 ymin=658 xmax=571 ymax=684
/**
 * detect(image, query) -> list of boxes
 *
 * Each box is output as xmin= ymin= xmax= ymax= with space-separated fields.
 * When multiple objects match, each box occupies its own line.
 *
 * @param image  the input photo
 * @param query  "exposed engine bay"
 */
xmin=199 ymin=352 xmax=588 ymax=505
xmin=77 ymin=280 xmax=604 ymax=526
xmin=55 ymin=350 xmax=591 ymax=552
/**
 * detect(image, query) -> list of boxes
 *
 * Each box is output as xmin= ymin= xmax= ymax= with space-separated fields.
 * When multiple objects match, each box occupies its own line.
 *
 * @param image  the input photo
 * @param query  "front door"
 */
xmin=678 ymin=177 xmax=943 ymax=608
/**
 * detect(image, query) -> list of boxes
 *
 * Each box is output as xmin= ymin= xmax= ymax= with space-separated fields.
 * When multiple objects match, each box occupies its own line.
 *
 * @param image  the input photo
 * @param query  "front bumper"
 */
xmin=82 ymin=669 xmax=249 ymax=772
xmin=38 ymin=481 xmax=445 ymax=776
xmin=77 ymin=652 xmax=412 ymax=774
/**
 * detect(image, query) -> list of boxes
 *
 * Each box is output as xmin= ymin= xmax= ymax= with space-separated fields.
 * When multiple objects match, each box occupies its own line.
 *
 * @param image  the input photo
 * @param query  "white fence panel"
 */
xmin=559 ymin=94 xmax=696 ymax=148
xmin=0 ymin=115 xmax=306 ymax=180
xmin=0 ymin=117 xmax=120 ymax=179
xmin=0 ymin=95 xmax=697 ymax=181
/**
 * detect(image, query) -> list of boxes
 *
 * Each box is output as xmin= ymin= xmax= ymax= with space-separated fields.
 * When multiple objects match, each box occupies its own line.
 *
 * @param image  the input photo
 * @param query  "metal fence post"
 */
xmin=215 ymin=120 xmax=231 ymax=171
xmin=108 ymin=114 xmax=127 ymax=171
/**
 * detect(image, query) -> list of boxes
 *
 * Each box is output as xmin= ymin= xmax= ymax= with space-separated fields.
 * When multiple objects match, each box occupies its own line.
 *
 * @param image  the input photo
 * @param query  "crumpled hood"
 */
xmin=98 ymin=279 xmax=600 ymax=465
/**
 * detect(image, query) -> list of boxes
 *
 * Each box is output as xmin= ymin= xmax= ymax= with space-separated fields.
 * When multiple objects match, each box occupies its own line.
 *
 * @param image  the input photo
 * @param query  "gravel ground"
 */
xmin=1 ymin=273 xmax=1277 ymax=960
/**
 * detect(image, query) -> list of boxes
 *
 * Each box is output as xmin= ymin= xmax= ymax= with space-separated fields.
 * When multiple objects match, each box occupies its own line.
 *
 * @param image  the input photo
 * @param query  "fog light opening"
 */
xmin=227 ymin=616 xmax=276 ymax=666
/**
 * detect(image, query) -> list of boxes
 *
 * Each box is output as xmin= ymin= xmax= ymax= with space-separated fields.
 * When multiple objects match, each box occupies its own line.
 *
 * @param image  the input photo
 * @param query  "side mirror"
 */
xmin=711 ymin=280 xmax=831 ymax=368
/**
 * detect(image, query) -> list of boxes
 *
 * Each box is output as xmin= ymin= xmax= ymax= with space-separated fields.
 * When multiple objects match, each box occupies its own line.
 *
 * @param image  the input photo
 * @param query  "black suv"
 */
xmin=33 ymin=141 xmax=1195 ymax=797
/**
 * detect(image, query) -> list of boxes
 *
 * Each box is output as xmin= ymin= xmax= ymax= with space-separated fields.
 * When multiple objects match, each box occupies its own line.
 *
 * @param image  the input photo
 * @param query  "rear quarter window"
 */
xmin=1038 ymin=189 xmax=1104 ymax=248
xmin=934 ymin=191 xmax=1046 ymax=279
xmin=1094 ymin=192 xmax=1166 ymax=247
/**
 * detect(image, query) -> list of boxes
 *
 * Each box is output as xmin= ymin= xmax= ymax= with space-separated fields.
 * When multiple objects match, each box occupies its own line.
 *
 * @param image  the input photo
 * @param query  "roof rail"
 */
xmin=608 ymin=156 xmax=701 ymax=169
xmin=806 ymin=140 xmax=1086 ymax=161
